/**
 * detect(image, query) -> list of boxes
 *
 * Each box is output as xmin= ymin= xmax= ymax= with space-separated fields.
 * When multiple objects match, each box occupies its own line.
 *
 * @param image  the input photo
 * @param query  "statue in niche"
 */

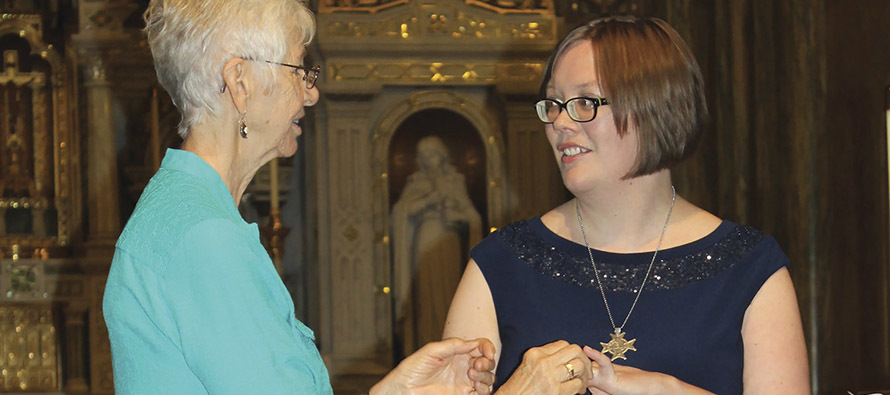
xmin=392 ymin=136 xmax=483 ymax=355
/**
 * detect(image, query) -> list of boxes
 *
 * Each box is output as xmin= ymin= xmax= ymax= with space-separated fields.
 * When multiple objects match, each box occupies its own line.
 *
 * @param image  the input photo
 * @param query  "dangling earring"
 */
xmin=238 ymin=113 xmax=248 ymax=139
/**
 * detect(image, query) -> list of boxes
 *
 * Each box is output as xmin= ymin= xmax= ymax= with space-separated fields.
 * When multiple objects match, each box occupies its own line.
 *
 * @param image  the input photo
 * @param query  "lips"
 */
xmin=292 ymin=114 xmax=304 ymax=135
xmin=556 ymin=142 xmax=590 ymax=163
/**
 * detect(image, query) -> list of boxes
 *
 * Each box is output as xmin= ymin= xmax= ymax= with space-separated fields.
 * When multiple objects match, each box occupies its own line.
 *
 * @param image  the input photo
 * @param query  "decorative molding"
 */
xmin=568 ymin=0 xmax=647 ymax=15
xmin=319 ymin=0 xmax=554 ymax=15
xmin=76 ymin=0 xmax=138 ymax=37
xmin=466 ymin=0 xmax=553 ymax=14
xmin=318 ymin=0 xmax=556 ymax=41
xmin=319 ymin=0 xmax=410 ymax=14
xmin=328 ymin=61 xmax=545 ymax=85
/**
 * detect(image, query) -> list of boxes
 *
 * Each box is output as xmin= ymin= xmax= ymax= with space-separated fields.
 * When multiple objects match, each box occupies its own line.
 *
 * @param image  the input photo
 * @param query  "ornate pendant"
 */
xmin=600 ymin=329 xmax=637 ymax=361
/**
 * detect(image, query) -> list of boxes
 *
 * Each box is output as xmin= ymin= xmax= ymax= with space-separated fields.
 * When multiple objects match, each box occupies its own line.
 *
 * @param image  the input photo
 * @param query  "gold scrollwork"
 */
xmin=0 ymin=305 xmax=59 ymax=392
xmin=324 ymin=15 xmax=554 ymax=40
xmin=319 ymin=0 xmax=410 ymax=14
xmin=326 ymin=16 xmax=419 ymax=38
xmin=330 ymin=62 xmax=543 ymax=84
xmin=466 ymin=0 xmax=554 ymax=14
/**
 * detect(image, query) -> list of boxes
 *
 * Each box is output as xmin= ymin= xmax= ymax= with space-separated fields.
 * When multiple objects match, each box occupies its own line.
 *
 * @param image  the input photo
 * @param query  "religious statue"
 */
xmin=391 ymin=136 xmax=483 ymax=355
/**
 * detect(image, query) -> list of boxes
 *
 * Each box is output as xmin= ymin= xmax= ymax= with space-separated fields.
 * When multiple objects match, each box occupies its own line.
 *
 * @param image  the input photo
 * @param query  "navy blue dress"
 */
xmin=472 ymin=218 xmax=788 ymax=395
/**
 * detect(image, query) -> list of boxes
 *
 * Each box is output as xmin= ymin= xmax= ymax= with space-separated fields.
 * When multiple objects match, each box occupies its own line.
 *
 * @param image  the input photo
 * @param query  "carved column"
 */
xmin=72 ymin=0 xmax=136 ymax=258
xmin=82 ymin=54 xmax=120 ymax=249
xmin=62 ymin=302 xmax=89 ymax=392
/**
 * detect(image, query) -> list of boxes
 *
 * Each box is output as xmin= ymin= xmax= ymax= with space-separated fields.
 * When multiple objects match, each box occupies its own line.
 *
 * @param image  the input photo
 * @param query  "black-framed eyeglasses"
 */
xmin=219 ymin=60 xmax=321 ymax=93
xmin=263 ymin=61 xmax=320 ymax=89
xmin=534 ymin=97 xmax=609 ymax=123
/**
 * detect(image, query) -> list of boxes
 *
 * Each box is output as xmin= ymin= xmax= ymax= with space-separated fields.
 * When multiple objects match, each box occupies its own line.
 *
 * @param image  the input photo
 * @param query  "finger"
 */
xmin=547 ymin=343 xmax=587 ymax=368
xmin=468 ymin=366 xmax=495 ymax=386
xmin=583 ymin=345 xmax=615 ymax=380
xmin=588 ymin=387 xmax=609 ymax=395
xmin=474 ymin=379 xmax=493 ymax=395
xmin=435 ymin=337 xmax=484 ymax=358
xmin=557 ymin=377 xmax=587 ymax=395
xmin=562 ymin=357 xmax=590 ymax=382
xmin=471 ymin=354 xmax=495 ymax=373
xmin=477 ymin=338 xmax=496 ymax=360
xmin=534 ymin=339 xmax=571 ymax=355
xmin=469 ymin=369 xmax=495 ymax=393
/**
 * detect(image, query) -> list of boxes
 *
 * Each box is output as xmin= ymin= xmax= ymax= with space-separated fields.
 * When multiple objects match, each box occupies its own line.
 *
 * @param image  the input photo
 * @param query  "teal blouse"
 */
xmin=103 ymin=149 xmax=332 ymax=395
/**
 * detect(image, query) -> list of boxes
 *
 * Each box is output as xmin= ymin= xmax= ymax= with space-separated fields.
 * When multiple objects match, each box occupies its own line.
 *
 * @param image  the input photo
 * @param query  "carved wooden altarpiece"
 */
xmin=0 ymin=12 xmax=84 ymax=393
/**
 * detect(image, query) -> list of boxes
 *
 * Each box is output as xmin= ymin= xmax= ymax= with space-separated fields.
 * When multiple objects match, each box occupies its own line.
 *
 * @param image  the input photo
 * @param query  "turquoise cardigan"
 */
xmin=104 ymin=149 xmax=332 ymax=394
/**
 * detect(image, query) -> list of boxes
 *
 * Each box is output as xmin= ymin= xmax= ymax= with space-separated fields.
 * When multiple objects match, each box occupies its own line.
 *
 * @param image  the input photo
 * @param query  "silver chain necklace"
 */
xmin=575 ymin=185 xmax=676 ymax=361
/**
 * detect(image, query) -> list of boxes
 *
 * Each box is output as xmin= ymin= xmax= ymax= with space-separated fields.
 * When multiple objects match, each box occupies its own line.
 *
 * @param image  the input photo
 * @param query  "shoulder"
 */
xmin=115 ymin=170 xmax=242 ymax=272
xmin=476 ymin=219 xmax=538 ymax=252
xmin=169 ymin=218 xmax=261 ymax=276
xmin=704 ymin=221 xmax=789 ymax=293
xmin=470 ymin=218 xmax=540 ymax=274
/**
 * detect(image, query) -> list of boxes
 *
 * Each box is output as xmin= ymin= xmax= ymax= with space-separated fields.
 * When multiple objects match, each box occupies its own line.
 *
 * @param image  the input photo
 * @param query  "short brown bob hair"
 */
xmin=539 ymin=15 xmax=707 ymax=178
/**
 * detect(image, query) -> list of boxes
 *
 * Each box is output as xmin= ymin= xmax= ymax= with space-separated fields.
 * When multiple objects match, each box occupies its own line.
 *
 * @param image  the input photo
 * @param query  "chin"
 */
xmin=278 ymin=142 xmax=299 ymax=158
xmin=561 ymin=168 xmax=598 ymax=194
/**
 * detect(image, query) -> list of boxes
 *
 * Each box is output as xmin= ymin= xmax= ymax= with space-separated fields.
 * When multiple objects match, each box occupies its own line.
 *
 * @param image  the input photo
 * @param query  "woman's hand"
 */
xmin=583 ymin=346 xmax=715 ymax=395
xmin=495 ymin=340 xmax=592 ymax=395
xmin=371 ymin=337 xmax=497 ymax=395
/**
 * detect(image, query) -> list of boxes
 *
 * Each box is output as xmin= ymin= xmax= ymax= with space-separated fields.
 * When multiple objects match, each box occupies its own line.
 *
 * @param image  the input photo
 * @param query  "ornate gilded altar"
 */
xmin=1 ymin=1 xmax=650 ymax=393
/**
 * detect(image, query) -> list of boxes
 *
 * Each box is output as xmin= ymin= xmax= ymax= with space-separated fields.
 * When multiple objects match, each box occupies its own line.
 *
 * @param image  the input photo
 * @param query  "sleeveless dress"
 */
xmin=472 ymin=217 xmax=788 ymax=395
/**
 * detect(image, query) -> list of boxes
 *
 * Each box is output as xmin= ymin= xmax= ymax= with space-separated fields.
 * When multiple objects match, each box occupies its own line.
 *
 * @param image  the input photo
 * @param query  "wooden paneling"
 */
xmin=667 ymin=0 xmax=890 ymax=392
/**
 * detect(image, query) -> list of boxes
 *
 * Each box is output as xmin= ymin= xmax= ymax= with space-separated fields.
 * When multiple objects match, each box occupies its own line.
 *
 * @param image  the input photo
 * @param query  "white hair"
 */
xmin=144 ymin=0 xmax=316 ymax=138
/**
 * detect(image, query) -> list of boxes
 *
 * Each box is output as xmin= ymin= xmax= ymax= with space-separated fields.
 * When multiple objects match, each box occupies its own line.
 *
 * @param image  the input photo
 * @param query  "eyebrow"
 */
xmin=547 ymin=81 xmax=603 ymax=97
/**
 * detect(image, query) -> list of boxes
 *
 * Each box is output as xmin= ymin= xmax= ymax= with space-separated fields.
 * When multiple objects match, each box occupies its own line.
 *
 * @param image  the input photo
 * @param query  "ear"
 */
xmin=221 ymin=57 xmax=250 ymax=114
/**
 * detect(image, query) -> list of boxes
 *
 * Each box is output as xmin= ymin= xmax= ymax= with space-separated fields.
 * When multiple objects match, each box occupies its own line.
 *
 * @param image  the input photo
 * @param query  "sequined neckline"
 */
xmin=497 ymin=218 xmax=764 ymax=292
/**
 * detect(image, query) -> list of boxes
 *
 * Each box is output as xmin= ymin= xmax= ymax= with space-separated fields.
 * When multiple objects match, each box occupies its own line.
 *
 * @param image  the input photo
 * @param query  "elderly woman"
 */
xmin=444 ymin=16 xmax=810 ymax=395
xmin=102 ymin=1 xmax=494 ymax=394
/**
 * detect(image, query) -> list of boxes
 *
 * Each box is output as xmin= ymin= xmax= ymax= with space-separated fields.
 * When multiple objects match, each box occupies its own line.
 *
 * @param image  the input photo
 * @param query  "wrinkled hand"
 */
xmin=372 ymin=337 xmax=496 ymax=395
xmin=583 ymin=346 xmax=675 ymax=395
xmin=496 ymin=340 xmax=591 ymax=395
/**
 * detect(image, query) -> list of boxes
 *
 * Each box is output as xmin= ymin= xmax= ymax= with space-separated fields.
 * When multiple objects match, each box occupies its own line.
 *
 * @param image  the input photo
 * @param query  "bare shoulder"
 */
xmin=667 ymin=198 xmax=723 ymax=247
xmin=539 ymin=201 xmax=576 ymax=238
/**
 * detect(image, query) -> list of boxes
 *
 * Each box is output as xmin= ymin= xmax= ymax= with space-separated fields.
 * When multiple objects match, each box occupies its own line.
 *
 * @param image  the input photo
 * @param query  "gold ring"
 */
xmin=564 ymin=362 xmax=576 ymax=380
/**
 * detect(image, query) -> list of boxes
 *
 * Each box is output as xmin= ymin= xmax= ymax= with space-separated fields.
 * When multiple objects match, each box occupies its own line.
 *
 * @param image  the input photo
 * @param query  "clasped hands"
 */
xmin=497 ymin=340 xmax=676 ymax=395
xmin=370 ymin=338 xmax=674 ymax=395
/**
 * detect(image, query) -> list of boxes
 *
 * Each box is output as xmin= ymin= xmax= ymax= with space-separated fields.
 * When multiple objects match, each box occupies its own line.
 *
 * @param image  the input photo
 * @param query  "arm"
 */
xmin=444 ymin=260 xmax=591 ymax=395
xmin=741 ymin=267 xmax=810 ymax=394
xmin=166 ymin=219 xmax=322 ymax=394
xmin=443 ymin=259 xmax=501 ymax=365
xmin=582 ymin=267 xmax=810 ymax=395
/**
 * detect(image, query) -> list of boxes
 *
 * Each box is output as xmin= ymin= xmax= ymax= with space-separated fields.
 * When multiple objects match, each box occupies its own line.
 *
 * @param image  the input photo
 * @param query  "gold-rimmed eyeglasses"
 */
xmin=220 ymin=59 xmax=321 ymax=93
xmin=262 ymin=60 xmax=320 ymax=89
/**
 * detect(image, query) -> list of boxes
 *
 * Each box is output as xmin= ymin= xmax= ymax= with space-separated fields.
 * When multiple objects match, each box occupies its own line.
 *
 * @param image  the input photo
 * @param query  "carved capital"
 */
xmin=77 ymin=0 xmax=139 ymax=37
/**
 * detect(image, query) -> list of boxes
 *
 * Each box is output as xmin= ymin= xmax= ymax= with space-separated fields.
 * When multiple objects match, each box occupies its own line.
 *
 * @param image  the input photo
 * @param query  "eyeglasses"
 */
xmin=534 ymin=97 xmax=609 ymax=123
xmin=219 ymin=60 xmax=321 ymax=93
xmin=263 ymin=61 xmax=320 ymax=89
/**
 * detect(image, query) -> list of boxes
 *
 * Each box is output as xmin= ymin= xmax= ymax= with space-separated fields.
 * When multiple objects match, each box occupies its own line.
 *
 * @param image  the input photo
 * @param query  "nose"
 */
xmin=551 ymin=107 xmax=577 ymax=134
xmin=304 ymin=84 xmax=319 ymax=107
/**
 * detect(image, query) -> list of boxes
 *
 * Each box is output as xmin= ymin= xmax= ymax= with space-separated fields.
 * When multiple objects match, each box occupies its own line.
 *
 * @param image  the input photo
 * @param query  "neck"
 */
xmin=568 ymin=171 xmax=676 ymax=251
xmin=181 ymin=117 xmax=265 ymax=207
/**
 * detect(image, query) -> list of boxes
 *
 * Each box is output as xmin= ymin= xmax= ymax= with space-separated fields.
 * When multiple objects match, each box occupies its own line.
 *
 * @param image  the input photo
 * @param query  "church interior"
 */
xmin=1 ymin=0 xmax=889 ymax=393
